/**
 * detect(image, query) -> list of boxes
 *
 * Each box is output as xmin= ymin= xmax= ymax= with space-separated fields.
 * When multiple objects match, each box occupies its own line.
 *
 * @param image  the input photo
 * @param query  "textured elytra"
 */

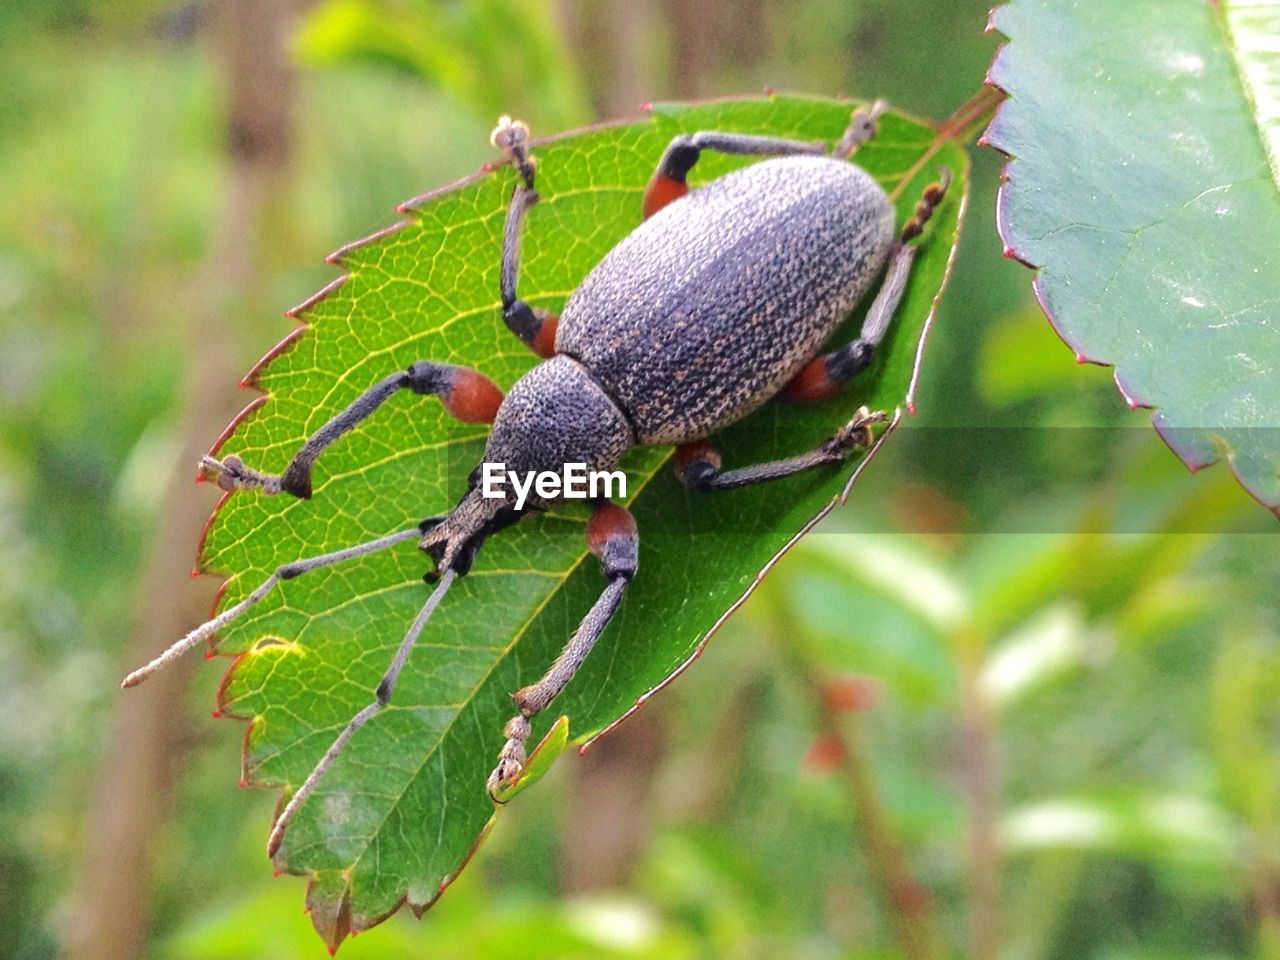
xmin=199 ymin=96 xmax=967 ymax=949
xmin=559 ymin=154 xmax=895 ymax=443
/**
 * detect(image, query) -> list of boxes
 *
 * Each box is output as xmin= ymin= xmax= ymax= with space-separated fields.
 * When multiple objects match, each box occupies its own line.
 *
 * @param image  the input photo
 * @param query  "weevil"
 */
xmin=123 ymin=104 xmax=950 ymax=857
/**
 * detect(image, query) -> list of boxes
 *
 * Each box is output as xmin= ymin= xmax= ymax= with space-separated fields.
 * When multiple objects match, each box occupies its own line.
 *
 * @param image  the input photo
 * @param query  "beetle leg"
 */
xmin=833 ymin=99 xmax=886 ymax=159
xmin=487 ymin=501 xmax=638 ymax=797
xmin=267 ymin=567 xmax=460 ymax=858
xmin=784 ymin=167 xmax=952 ymax=402
xmin=490 ymin=114 xmax=536 ymax=190
xmin=674 ymin=408 xmax=886 ymax=492
xmin=490 ymin=116 xmax=559 ymax=357
xmin=121 ymin=519 xmax=438 ymax=689
xmin=499 ymin=183 xmax=559 ymax=357
xmin=200 ymin=360 xmax=503 ymax=499
xmin=900 ymin=166 xmax=952 ymax=243
xmin=783 ymin=241 xmax=915 ymax=402
xmin=643 ymin=129 xmax=826 ymax=218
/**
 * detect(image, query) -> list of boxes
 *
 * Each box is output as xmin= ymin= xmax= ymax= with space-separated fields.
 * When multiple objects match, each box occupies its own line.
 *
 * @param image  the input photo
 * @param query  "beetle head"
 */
xmin=419 ymin=486 xmax=524 ymax=579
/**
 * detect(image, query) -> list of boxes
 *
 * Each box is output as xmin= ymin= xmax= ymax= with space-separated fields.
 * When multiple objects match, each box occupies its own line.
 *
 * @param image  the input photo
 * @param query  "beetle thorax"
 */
xmin=482 ymin=355 xmax=634 ymax=510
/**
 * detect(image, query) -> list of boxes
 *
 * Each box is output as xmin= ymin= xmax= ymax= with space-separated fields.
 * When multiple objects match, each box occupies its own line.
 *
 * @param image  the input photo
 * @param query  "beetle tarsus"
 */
xmin=834 ymin=99 xmax=887 ymax=158
xmin=823 ymin=406 xmax=887 ymax=456
xmin=487 ymin=714 xmax=532 ymax=799
xmin=490 ymin=115 xmax=536 ymax=189
xmin=901 ymin=166 xmax=952 ymax=242
xmin=200 ymin=454 xmax=284 ymax=495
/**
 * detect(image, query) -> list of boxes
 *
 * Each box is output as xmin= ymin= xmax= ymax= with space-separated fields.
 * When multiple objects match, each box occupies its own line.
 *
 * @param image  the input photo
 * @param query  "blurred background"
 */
xmin=1 ymin=0 xmax=1276 ymax=958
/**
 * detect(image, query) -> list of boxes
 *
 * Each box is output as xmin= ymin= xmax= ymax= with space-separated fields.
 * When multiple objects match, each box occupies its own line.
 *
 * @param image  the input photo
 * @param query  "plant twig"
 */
xmin=938 ymin=84 xmax=1006 ymax=143
xmin=957 ymin=644 xmax=1001 ymax=960
xmin=764 ymin=585 xmax=944 ymax=960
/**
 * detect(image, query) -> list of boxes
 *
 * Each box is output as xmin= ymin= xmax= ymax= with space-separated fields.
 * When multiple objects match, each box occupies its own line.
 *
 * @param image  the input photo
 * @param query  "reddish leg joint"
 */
xmin=441 ymin=368 xmax=504 ymax=424
xmin=531 ymin=310 xmax=559 ymax=358
xmin=586 ymin=500 xmax=638 ymax=556
xmin=784 ymin=356 xmax=842 ymax=403
xmin=675 ymin=441 xmax=722 ymax=490
xmin=643 ymin=174 xmax=689 ymax=219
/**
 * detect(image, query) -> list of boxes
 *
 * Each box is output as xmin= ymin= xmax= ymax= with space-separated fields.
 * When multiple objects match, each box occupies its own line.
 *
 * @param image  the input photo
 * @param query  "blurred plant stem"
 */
xmin=562 ymin=710 xmax=666 ymax=891
xmin=938 ymin=84 xmax=1005 ymax=143
xmin=665 ymin=0 xmax=719 ymax=97
xmin=66 ymin=2 xmax=300 ymax=957
xmin=954 ymin=629 xmax=1001 ymax=960
xmin=761 ymin=579 xmax=945 ymax=960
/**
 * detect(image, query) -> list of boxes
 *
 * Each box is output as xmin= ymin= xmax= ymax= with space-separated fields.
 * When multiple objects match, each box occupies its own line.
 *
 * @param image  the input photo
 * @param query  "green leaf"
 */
xmin=293 ymin=0 xmax=591 ymax=131
xmin=199 ymin=95 xmax=967 ymax=949
xmin=985 ymin=0 xmax=1280 ymax=514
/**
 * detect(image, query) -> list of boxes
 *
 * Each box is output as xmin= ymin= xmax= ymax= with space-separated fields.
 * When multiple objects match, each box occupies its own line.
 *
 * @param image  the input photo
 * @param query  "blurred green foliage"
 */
xmin=0 ymin=1 xmax=1275 ymax=959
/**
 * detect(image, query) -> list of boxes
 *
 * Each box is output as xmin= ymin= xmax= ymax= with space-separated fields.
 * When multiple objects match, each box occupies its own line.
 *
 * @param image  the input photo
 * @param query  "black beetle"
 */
xmin=123 ymin=105 xmax=950 ymax=856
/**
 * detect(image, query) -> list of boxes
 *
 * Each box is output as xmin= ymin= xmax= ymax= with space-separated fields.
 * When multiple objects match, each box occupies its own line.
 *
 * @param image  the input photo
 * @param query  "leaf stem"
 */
xmin=764 ymin=583 xmax=944 ymax=960
xmin=957 ymin=643 xmax=1002 ymax=960
xmin=938 ymin=85 xmax=1006 ymax=144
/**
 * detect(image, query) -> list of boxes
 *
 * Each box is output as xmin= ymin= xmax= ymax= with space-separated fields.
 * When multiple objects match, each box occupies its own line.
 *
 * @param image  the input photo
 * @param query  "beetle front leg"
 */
xmin=785 ymin=167 xmax=952 ymax=402
xmin=674 ymin=407 xmax=886 ymax=492
xmin=487 ymin=501 xmax=638 ymax=797
xmin=202 ymin=360 xmax=503 ymax=499
xmin=491 ymin=117 xmax=559 ymax=358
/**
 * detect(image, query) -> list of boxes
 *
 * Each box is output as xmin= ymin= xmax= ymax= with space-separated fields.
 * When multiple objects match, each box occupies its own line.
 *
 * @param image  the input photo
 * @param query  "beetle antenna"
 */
xmin=121 ymin=524 xmax=427 ymax=689
xmin=267 ymin=567 xmax=459 ymax=859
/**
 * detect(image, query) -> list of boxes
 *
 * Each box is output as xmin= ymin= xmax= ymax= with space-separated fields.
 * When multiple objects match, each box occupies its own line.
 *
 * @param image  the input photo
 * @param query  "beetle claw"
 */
xmin=199 ymin=455 xmax=282 ymax=495
xmin=490 ymin=115 xmax=536 ymax=189
xmin=486 ymin=755 xmax=524 ymax=801
xmin=824 ymin=407 xmax=887 ymax=456
xmin=486 ymin=713 xmax=531 ymax=800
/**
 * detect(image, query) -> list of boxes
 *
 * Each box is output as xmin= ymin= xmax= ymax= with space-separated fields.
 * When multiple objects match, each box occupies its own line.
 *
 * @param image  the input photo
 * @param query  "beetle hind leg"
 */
xmin=785 ymin=166 xmax=952 ymax=402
